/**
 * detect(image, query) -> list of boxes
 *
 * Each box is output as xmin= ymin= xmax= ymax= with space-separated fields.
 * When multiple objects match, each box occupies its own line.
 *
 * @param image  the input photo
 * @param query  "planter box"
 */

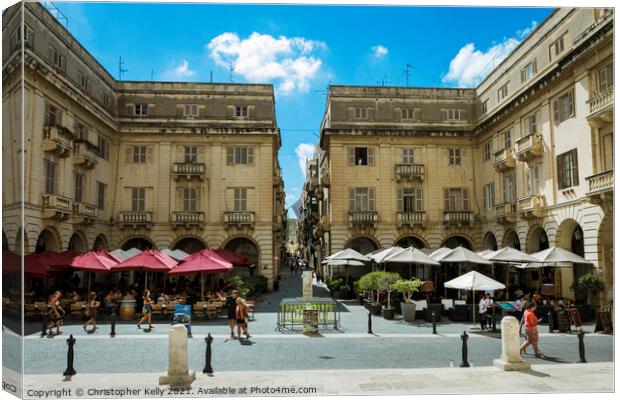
xmin=401 ymin=302 xmax=416 ymax=322
xmin=382 ymin=307 xmax=395 ymax=320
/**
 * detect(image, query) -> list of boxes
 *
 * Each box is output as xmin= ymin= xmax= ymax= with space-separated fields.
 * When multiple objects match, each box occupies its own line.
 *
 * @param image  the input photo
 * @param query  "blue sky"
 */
xmin=53 ymin=2 xmax=553 ymax=215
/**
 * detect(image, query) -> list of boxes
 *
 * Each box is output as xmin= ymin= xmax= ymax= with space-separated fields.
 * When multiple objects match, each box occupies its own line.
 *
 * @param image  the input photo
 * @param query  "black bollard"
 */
xmin=548 ymin=311 xmax=554 ymax=333
xmin=41 ymin=312 xmax=49 ymax=337
xmin=110 ymin=310 xmax=117 ymax=338
xmin=432 ymin=311 xmax=437 ymax=334
xmin=203 ymin=333 xmax=214 ymax=374
xmin=63 ymin=335 xmax=77 ymax=377
xmin=460 ymin=331 xmax=470 ymax=368
xmin=577 ymin=330 xmax=587 ymax=363
xmin=367 ymin=309 xmax=373 ymax=335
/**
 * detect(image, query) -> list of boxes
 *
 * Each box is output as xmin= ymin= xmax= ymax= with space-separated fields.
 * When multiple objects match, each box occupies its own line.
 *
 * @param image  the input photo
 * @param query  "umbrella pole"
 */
xmin=201 ymin=273 xmax=205 ymax=301
xmin=145 ymin=271 xmax=148 ymax=291
xmin=88 ymin=273 xmax=91 ymax=292
xmin=472 ymin=288 xmax=476 ymax=325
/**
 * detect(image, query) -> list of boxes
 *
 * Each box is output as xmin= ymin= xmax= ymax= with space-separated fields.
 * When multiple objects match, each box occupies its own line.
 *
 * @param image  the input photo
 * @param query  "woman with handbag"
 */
xmin=83 ymin=292 xmax=100 ymax=332
xmin=137 ymin=289 xmax=153 ymax=331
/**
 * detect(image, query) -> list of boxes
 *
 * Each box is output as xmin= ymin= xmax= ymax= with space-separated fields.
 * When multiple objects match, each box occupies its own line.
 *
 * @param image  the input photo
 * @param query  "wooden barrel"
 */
xmin=119 ymin=300 xmax=136 ymax=320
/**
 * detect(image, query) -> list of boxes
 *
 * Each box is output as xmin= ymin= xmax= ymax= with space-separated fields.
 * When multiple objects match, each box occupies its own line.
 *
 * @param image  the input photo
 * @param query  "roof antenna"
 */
xmin=118 ymin=56 xmax=128 ymax=81
xmin=210 ymin=70 xmax=213 ymax=83
xmin=229 ymin=63 xmax=234 ymax=83
xmin=403 ymin=63 xmax=417 ymax=87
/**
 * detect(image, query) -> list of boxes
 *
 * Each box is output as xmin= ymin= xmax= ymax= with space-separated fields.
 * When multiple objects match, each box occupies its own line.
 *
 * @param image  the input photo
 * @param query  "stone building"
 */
xmin=302 ymin=8 xmax=613 ymax=303
xmin=2 ymin=2 xmax=286 ymax=288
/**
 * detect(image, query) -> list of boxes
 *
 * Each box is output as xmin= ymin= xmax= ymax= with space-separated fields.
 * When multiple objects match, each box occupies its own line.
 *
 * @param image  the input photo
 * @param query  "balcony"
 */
xmin=586 ymin=170 xmax=613 ymax=205
xmin=586 ymin=86 xmax=613 ymax=127
xmin=517 ymin=195 xmax=545 ymax=219
xmin=42 ymin=126 xmax=73 ymax=157
xmin=118 ymin=212 xmax=153 ymax=229
xmin=495 ymin=202 xmax=517 ymax=224
xmin=320 ymin=167 xmax=330 ymax=187
xmin=515 ymin=134 xmax=544 ymax=162
xmin=320 ymin=215 xmax=331 ymax=231
xmin=172 ymin=163 xmax=205 ymax=180
xmin=224 ymin=211 xmax=255 ymax=227
xmin=348 ymin=211 xmax=378 ymax=228
xmin=494 ymin=148 xmax=516 ymax=172
xmin=309 ymin=174 xmax=319 ymax=189
xmin=443 ymin=211 xmax=472 ymax=225
xmin=397 ymin=211 xmax=426 ymax=227
xmin=41 ymin=194 xmax=72 ymax=220
xmin=72 ymin=142 xmax=98 ymax=169
xmin=273 ymin=168 xmax=281 ymax=187
xmin=73 ymin=202 xmax=97 ymax=225
xmin=171 ymin=211 xmax=204 ymax=229
xmin=395 ymin=164 xmax=425 ymax=181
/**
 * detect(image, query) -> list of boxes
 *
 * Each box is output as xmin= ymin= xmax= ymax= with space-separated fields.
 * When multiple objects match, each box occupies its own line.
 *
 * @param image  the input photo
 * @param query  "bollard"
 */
xmin=548 ymin=311 xmax=554 ymax=333
xmin=367 ymin=309 xmax=373 ymax=335
xmin=432 ymin=311 xmax=437 ymax=334
xmin=203 ymin=333 xmax=214 ymax=374
xmin=63 ymin=335 xmax=77 ymax=377
xmin=110 ymin=310 xmax=117 ymax=337
xmin=577 ymin=330 xmax=587 ymax=363
xmin=41 ymin=312 xmax=49 ymax=337
xmin=460 ymin=331 xmax=470 ymax=368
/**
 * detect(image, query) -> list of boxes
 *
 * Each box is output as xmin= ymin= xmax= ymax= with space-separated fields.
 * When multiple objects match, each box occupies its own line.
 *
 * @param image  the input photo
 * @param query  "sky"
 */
xmin=51 ymin=2 xmax=553 ymax=216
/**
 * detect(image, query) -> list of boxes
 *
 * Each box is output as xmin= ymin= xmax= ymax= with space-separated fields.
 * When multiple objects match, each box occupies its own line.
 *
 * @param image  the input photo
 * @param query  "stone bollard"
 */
xmin=63 ymin=335 xmax=77 ymax=377
xmin=460 ymin=331 xmax=470 ymax=368
xmin=367 ymin=309 xmax=373 ymax=335
xmin=203 ymin=333 xmax=214 ymax=374
xmin=493 ymin=316 xmax=531 ymax=371
xmin=577 ymin=330 xmax=587 ymax=363
xmin=110 ymin=310 xmax=117 ymax=338
xmin=432 ymin=311 xmax=437 ymax=334
xmin=159 ymin=325 xmax=196 ymax=388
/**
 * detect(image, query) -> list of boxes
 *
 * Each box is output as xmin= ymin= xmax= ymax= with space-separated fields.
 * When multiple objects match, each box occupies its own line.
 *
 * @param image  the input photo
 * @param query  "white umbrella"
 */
xmin=477 ymin=249 xmax=493 ymax=258
xmin=485 ymin=247 xmax=540 ymax=264
xmin=521 ymin=246 xmax=594 ymax=267
xmin=368 ymin=246 xmax=404 ymax=264
xmin=110 ymin=249 xmax=130 ymax=261
xmin=444 ymin=271 xmax=506 ymax=324
xmin=161 ymin=249 xmax=190 ymax=261
xmin=439 ymin=247 xmax=493 ymax=265
xmin=429 ymin=247 xmax=453 ymax=261
xmin=384 ymin=246 xmax=440 ymax=266
xmin=124 ymin=248 xmax=143 ymax=258
xmin=326 ymin=248 xmax=370 ymax=282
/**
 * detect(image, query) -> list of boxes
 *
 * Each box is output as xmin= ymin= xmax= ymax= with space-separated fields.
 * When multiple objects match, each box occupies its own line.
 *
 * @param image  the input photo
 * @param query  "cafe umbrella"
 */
xmin=433 ymin=246 xmax=493 ymax=298
xmin=325 ymin=248 xmax=370 ymax=282
xmin=169 ymin=251 xmax=233 ymax=300
xmin=111 ymin=249 xmax=178 ymax=289
xmin=65 ymin=251 xmax=120 ymax=291
xmin=444 ymin=270 xmax=506 ymax=325
xmin=522 ymin=246 xmax=594 ymax=267
xmin=483 ymin=247 xmax=541 ymax=298
xmin=383 ymin=246 xmax=440 ymax=278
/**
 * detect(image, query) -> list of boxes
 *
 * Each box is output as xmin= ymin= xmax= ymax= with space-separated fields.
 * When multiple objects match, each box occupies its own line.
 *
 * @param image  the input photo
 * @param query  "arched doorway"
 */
xmin=442 ymin=235 xmax=473 ymax=250
xmin=526 ymin=227 xmax=549 ymax=253
xmin=483 ymin=232 xmax=498 ymax=251
xmin=121 ymin=237 xmax=154 ymax=251
xmin=395 ymin=236 xmax=427 ymax=249
xmin=35 ymin=228 xmax=61 ymax=253
xmin=345 ymin=236 xmax=379 ymax=254
xmin=68 ymin=232 xmax=87 ymax=253
xmin=503 ymin=230 xmax=521 ymax=250
xmin=172 ymin=237 xmax=207 ymax=254
xmin=556 ymin=219 xmax=591 ymax=299
xmin=93 ymin=234 xmax=109 ymax=251
xmin=224 ymin=237 xmax=259 ymax=278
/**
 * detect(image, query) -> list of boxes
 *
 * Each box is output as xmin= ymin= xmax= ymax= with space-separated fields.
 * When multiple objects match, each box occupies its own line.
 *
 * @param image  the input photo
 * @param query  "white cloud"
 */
xmin=207 ymin=32 xmax=325 ymax=95
xmin=371 ymin=45 xmax=388 ymax=58
xmin=442 ymin=22 xmax=537 ymax=88
xmin=161 ymin=60 xmax=196 ymax=80
xmin=295 ymin=143 xmax=315 ymax=176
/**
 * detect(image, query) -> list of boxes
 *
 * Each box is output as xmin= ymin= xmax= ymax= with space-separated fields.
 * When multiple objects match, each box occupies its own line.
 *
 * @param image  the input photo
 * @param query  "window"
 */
xmin=598 ymin=64 xmax=613 ymax=92
xmin=354 ymin=107 xmax=368 ymax=119
xmin=348 ymin=187 xmax=375 ymax=212
xmin=45 ymin=103 xmax=62 ymax=126
xmin=131 ymin=188 xmax=146 ymax=212
xmin=525 ymin=164 xmax=541 ymax=195
xmin=497 ymin=83 xmax=509 ymax=101
xmin=524 ymin=113 xmax=537 ymax=135
xmin=401 ymin=109 xmax=417 ymax=121
xmin=49 ymin=46 xmax=66 ymax=73
xmin=103 ymin=93 xmax=111 ymax=109
xmin=483 ymin=142 xmax=492 ymax=161
xmin=503 ymin=173 xmax=516 ymax=203
xmin=401 ymin=148 xmax=415 ymax=164
xmin=184 ymin=104 xmax=199 ymax=117
xmin=397 ymin=188 xmax=423 ymax=212
xmin=233 ymin=188 xmax=247 ymax=212
xmin=44 ymin=160 xmax=57 ymax=194
xmin=97 ymin=136 xmax=109 ymax=160
xmin=483 ymin=183 xmax=495 ymax=211
xmin=134 ymin=104 xmax=148 ymax=116
xmin=74 ymin=172 xmax=84 ymax=203
xmin=97 ymin=182 xmax=106 ymax=210
xmin=443 ymin=109 xmax=463 ymax=121
xmin=183 ymin=188 xmax=197 ymax=212
xmin=553 ymin=89 xmax=575 ymax=124
xmin=443 ymin=188 xmax=469 ymax=211
xmin=184 ymin=146 xmax=197 ymax=163
xmin=448 ymin=148 xmax=461 ymax=166
xmin=133 ymin=145 xmax=147 ymax=163
xmin=480 ymin=100 xmax=488 ymax=115
xmin=520 ymin=60 xmax=537 ymax=83
xmin=11 ymin=25 xmax=33 ymax=49
xmin=347 ymin=147 xmax=374 ymax=166
xmin=557 ymin=149 xmax=579 ymax=189
xmin=79 ymin=71 xmax=91 ymax=94
xmin=549 ymin=34 xmax=566 ymax=59
xmin=227 ymin=146 xmax=254 ymax=165
xmin=234 ymin=106 xmax=248 ymax=118
xmin=502 ymin=130 xmax=512 ymax=150
xmin=73 ymin=120 xmax=87 ymax=140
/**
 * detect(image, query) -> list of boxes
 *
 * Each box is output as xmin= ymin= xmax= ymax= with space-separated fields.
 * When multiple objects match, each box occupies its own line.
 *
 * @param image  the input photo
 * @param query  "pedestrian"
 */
xmin=137 ymin=289 xmax=153 ymax=331
xmin=478 ymin=293 xmax=487 ymax=330
xmin=83 ymin=292 xmax=100 ymax=332
xmin=220 ymin=289 xmax=238 ymax=339
xmin=520 ymin=301 xmax=543 ymax=357
xmin=516 ymin=295 xmax=526 ymax=335
xmin=48 ymin=291 xmax=65 ymax=335
xmin=235 ymin=297 xmax=250 ymax=339
xmin=485 ymin=294 xmax=494 ymax=327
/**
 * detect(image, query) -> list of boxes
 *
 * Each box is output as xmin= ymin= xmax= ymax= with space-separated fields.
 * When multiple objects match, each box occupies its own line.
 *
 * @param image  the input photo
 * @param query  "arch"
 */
xmin=483 ymin=232 xmax=498 ymax=251
xmin=68 ymin=231 xmax=88 ymax=252
xmin=2 ymin=231 xmax=8 ymax=252
xmin=525 ymin=226 xmax=549 ymax=253
xmin=15 ymin=227 xmax=28 ymax=255
xmin=172 ymin=236 xmax=207 ymax=254
xmin=441 ymin=234 xmax=473 ymax=250
xmin=93 ymin=234 xmax=109 ymax=251
xmin=223 ymin=236 xmax=259 ymax=267
xmin=394 ymin=235 xmax=428 ymax=249
xmin=502 ymin=229 xmax=521 ymax=250
xmin=120 ymin=236 xmax=155 ymax=251
xmin=345 ymin=235 xmax=380 ymax=254
xmin=555 ymin=218 xmax=580 ymax=251
xmin=597 ymin=212 xmax=613 ymax=302
xmin=35 ymin=227 xmax=61 ymax=253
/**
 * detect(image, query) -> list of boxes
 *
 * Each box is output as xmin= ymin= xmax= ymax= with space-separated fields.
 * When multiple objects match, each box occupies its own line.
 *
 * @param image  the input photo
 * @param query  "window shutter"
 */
xmin=483 ymin=186 xmax=488 ymax=210
xmin=368 ymin=188 xmax=375 ymax=211
xmin=367 ymin=147 xmax=375 ymax=165
xmin=568 ymin=90 xmax=575 ymax=117
xmin=396 ymin=188 xmax=403 ymax=212
xmin=415 ymin=188 xmax=423 ymax=211
xmin=572 ymin=149 xmax=579 ymax=185
xmin=146 ymin=146 xmax=154 ymax=163
xmin=533 ymin=59 xmax=537 ymax=73
xmin=556 ymin=155 xmax=565 ymax=189
xmin=526 ymin=168 xmax=532 ymax=194
xmin=520 ymin=68 xmax=526 ymax=83
xmin=126 ymin=147 xmax=133 ymax=163
xmin=443 ymin=189 xmax=450 ymax=210
xmin=177 ymin=105 xmax=184 ymax=118
xmin=126 ymin=104 xmax=133 ymax=116
xmin=347 ymin=147 xmax=355 ymax=165
xmin=247 ymin=147 xmax=254 ymax=164
xmin=226 ymin=147 xmax=234 ymax=165
xmin=553 ymin=99 xmax=559 ymax=123
xmin=348 ymin=188 xmax=355 ymax=211
xmin=176 ymin=187 xmax=183 ymax=211
xmin=462 ymin=188 xmax=469 ymax=210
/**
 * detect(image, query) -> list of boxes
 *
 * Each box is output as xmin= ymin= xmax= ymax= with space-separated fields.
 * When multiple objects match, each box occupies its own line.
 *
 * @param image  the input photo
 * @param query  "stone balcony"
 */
xmin=395 ymin=164 xmax=425 ymax=181
xmin=41 ymin=194 xmax=72 ymax=220
xmin=172 ymin=162 xmax=205 ymax=180
xmin=586 ymin=170 xmax=613 ymax=205
xmin=515 ymin=134 xmax=544 ymax=162
xmin=224 ymin=211 xmax=255 ymax=227
xmin=42 ymin=125 xmax=73 ymax=157
xmin=348 ymin=211 xmax=378 ymax=228
xmin=586 ymin=86 xmax=613 ymax=127
xmin=495 ymin=202 xmax=517 ymax=224
xmin=308 ymin=174 xmax=319 ymax=189
xmin=118 ymin=211 xmax=153 ymax=229
xmin=320 ymin=165 xmax=330 ymax=187
xmin=494 ymin=148 xmax=516 ymax=172
xmin=443 ymin=211 xmax=472 ymax=225
xmin=517 ymin=195 xmax=545 ymax=219
xmin=171 ymin=211 xmax=204 ymax=228
xmin=72 ymin=142 xmax=98 ymax=169
xmin=73 ymin=202 xmax=97 ymax=225
xmin=273 ymin=168 xmax=281 ymax=187
xmin=397 ymin=211 xmax=426 ymax=227
xmin=320 ymin=215 xmax=331 ymax=231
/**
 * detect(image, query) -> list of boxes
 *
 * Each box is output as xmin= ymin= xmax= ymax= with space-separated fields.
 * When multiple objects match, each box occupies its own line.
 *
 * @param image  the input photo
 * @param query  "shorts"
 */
xmin=144 ymin=305 xmax=153 ymax=314
xmin=525 ymin=327 xmax=539 ymax=344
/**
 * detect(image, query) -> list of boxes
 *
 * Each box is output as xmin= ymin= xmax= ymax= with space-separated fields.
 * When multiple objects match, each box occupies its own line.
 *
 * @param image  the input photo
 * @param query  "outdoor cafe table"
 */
xmin=277 ymin=297 xmax=340 ymax=332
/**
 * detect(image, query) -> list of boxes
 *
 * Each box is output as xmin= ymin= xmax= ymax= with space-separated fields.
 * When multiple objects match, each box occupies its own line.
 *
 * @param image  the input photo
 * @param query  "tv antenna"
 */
xmin=228 ymin=63 xmax=234 ymax=83
xmin=118 ymin=56 xmax=128 ymax=80
xmin=403 ymin=63 xmax=417 ymax=87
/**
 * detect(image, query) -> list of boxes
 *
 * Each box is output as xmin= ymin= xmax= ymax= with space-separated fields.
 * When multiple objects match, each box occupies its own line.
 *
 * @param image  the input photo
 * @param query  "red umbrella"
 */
xmin=2 ymin=251 xmax=21 ymax=276
xmin=169 ymin=251 xmax=232 ymax=300
xmin=68 ymin=251 xmax=119 ymax=273
xmin=23 ymin=253 xmax=65 ymax=278
xmin=112 ymin=249 xmax=178 ymax=290
xmin=215 ymin=249 xmax=249 ymax=266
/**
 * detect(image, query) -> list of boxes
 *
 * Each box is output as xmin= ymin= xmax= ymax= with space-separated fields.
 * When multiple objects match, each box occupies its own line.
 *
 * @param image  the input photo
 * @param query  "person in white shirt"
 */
xmin=478 ymin=295 xmax=488 ymax=330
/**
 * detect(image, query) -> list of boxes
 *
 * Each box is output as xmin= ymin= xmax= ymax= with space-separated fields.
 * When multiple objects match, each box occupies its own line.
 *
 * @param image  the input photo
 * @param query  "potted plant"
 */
xmin=393 ymin=278 xmax=425 ymax=322
xmin=377 ymin=272 xmax=401 ymax=320
xmin=571 ymin=273 xmax=603 ymax=320
xmin=358 ymin=271 xmax=383 ymax=315
xmin=325 ymin=275 xmax=344 ymax=298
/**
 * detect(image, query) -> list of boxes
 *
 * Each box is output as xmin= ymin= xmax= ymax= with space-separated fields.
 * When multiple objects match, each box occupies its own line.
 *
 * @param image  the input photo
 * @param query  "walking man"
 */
xmin=221 ymin=290 xmax=238 ymax=339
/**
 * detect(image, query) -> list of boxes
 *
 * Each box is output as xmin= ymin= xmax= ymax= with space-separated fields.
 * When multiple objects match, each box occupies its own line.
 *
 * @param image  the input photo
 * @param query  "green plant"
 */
xmin=376 ymin=272 xmax=401 ymax=309
xmin=243 ymin=276 xmax=268 ymax=297
xmin=325 ymin=275 xmax=344 ymax=294
xmin=571 ymin=273 xmax=604 ymax=303
xmin=227 ymin=276 xmax=249 ymax=298
xmin=392 ymin=278 xmax=425 ymax=303
xmin=358 ymin=271 xmax=384 ymax=304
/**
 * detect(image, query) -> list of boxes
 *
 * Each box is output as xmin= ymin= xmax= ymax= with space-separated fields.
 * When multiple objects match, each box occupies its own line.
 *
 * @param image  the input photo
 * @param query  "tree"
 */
xmin=392 ymin=278 xmax=425 ymax=303
xmin=376 ymin=272 xmax=401 ymax=309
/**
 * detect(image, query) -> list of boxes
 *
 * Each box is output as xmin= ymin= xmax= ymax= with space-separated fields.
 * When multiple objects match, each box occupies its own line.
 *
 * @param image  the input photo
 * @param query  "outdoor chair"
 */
xmin=205 ymin=303 xmax=219 ymax=319
xmin=193 ymin=302 xmax=207 ymax=319
xmin=70 ymin=302 xmax=85 ymax=319
xmin=34 ymin=301 xmax=48 ymax=314
xmin=151 ymin=303 xmax=162 ymax=318
xmin=25 ymin=303 xmax=38 ymax=319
